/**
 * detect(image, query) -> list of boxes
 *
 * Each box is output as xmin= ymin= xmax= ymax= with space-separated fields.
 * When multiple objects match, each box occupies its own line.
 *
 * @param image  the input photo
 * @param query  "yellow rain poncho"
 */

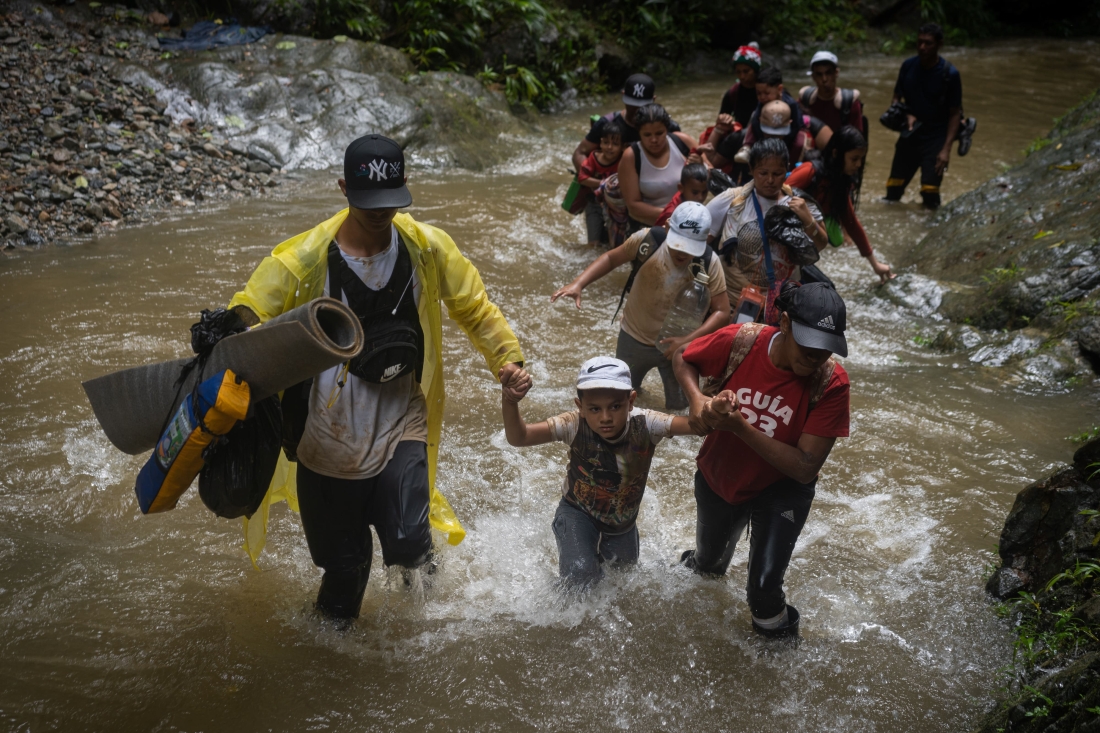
xmin=228 ymin=208 xmax=524 ymax=565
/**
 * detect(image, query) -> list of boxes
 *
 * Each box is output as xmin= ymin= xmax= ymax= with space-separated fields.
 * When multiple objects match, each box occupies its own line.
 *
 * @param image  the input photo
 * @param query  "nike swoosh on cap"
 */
xmin=587 ymin=364 xmax=617 ymax=373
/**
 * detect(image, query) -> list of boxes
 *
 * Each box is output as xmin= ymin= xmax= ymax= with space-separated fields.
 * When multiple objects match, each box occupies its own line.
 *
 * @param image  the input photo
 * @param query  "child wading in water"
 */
xmin=500 ymin=357 xmax=697 ymax=588
xmin=577 ymin=122 xmax=625 ymax=247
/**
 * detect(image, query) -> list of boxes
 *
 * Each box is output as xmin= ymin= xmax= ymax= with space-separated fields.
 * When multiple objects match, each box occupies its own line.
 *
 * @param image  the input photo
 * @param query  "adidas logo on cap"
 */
xmin=817 ymin=315 xmax=835 ymax=330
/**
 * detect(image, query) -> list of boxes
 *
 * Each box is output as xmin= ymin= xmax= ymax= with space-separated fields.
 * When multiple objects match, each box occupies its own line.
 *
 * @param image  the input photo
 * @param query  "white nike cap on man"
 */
xmin=576 ymin=357 xmax=633 ymax=391
xmin=665 ymin=201 xmax=712 ymax=258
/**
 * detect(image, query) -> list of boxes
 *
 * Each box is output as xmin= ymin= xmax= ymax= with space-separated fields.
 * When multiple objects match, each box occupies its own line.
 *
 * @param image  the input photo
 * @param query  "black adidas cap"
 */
xmin=622 ymin=73 xmax=655 ymax=107
xmin=786 ymin=283 xmax=848 ymax=357
xmin=342 ymin=134 xmax=412 ymax=210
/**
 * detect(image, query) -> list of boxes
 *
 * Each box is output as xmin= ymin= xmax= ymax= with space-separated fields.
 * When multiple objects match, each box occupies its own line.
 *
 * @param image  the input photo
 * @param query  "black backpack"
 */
xmin=611 ymin=227 xmax=715 ymax=321
xmin=631 ymin=135 xmax=693 ymax=175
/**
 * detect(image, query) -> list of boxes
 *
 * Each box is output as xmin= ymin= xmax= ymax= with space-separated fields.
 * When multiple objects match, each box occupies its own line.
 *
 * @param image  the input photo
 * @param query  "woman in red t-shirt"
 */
xmin=672 ymin=281 xmax=851 ymax=637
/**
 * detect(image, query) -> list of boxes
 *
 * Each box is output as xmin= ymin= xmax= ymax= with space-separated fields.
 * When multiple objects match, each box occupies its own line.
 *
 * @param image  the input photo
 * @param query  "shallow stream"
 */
xmin=3 ymin=38 xmax=1100 ymax=732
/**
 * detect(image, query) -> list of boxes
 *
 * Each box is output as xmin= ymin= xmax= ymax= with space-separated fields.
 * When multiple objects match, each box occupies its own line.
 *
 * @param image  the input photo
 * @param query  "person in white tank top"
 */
xmin=617 ymin=103 xmax=699 ymax=227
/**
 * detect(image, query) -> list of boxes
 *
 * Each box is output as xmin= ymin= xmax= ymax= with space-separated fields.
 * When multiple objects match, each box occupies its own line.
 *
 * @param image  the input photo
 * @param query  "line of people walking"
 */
xmin=222 ymin=23 xmax=973 ymax=639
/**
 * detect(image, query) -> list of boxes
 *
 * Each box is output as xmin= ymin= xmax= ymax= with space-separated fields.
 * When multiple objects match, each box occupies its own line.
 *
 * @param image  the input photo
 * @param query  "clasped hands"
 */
xmin=688 ymin=390 xmax=747 ymax=436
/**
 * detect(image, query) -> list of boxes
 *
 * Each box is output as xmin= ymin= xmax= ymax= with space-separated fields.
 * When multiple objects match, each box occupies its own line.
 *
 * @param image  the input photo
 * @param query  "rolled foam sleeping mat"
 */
xmin=83 ymin=298 xmax=364 ymax=455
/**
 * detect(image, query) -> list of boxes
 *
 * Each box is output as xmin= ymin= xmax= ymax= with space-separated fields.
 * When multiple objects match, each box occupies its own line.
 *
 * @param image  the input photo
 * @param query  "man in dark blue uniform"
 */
xmin=885 ymin=23 xmax=970 ymax=209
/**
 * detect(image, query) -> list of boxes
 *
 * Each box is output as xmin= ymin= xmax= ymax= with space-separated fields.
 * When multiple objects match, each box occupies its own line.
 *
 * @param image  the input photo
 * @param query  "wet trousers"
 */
xmin=296 ymin=440 xmax=432 ymax=618
xmin=689 ymin=470 xmax=815 ymax=620
xmin=552 ymin=499 xmax=639 ymax=588
xmin=886 ymin=128 xmax=948 ymax=208
xmin=584 ymin=199 xmax=607 ymax=245
xmin=615 ymin=329 xmax=688 ymax=410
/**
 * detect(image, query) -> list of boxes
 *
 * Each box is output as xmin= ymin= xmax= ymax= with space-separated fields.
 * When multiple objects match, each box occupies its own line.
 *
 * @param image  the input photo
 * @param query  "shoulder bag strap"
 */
xmin=611 ymin=228 xmax=664 ymax=322
xmin=700 ymin=322 xmax=766 ymax=397
xmin=750 ymin=191 xmax=776 ymax=288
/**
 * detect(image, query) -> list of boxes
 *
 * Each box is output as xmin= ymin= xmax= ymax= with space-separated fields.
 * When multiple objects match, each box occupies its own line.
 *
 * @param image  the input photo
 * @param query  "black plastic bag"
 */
xmin=879 ymin=102 xmax=910 ymax=132
xmin=800 ymin=264 xmax=835 ymax=289
xmin=198 ymin=395 xmax=282 ymax=519
xmin=708 ymin=168 xmax=735 ymax=197
xmin=764 ymin=205 xmax=819 ymax=267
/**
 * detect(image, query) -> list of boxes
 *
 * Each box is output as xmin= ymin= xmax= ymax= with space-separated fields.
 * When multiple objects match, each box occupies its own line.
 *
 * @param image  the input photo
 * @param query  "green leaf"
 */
xmin=225 ymin=115 xmax=245 ymax=129
xmin=333 ymin=35 xmax=349 ymax=43
xmin=115 ymin=41 xmax=129 ymax=49
xmin=88 ymin=2 xmax=100 ymax=6
xmin=275 ymin=40 xmax=297 ymax=50
xmin=73 ymin=176 xmax=89 ymax=189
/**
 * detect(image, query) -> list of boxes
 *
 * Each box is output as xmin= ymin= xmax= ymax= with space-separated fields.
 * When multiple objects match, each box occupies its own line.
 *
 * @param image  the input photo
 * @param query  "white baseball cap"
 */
xmin=665 ymin=201 xmax=711 ymax=258
xmin=576 ymin=357 xmax=633 ymax=391
xmin=810 ymin=50 xmax=839 ymax=69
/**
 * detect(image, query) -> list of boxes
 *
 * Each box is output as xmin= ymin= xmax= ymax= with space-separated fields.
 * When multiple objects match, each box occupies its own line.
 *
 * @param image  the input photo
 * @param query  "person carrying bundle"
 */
xmin=229 ymin=134 xmax=528 ymax=620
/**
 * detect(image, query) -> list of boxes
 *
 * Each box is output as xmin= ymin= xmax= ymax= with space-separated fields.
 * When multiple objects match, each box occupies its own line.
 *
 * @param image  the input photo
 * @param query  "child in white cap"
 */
xmin=499 ymin=357 xmax=698 ymax=588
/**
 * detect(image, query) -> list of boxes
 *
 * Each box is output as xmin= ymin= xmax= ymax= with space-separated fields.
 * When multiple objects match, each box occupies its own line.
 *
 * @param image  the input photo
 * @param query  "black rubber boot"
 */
xmin=315 ymin=565 xmax=371 ymax=619
xmin=751 ymin=604 xmax=800 ymax=638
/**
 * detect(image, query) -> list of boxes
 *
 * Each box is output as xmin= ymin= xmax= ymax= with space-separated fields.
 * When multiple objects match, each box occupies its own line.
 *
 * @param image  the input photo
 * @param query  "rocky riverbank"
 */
xmin=974 ymin=436 xmax=1100 ymax=732
xmin=0 ymin=5 xmax=290 ymax=249
xmin=898 ymin=87 xmax=1100 ymax=378
xmin=0 ymin=2 xmax=528 ymax=250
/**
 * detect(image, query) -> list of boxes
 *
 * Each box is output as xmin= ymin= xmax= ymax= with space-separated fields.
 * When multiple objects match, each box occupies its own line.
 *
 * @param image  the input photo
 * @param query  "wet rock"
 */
xmin=42 ymin=121 xmax=65 ymax=140
xmin=902 ymin=87 xmax=1100 ymax=370
xmin=246 ymin=159 xmax=271 ymax=174
xmin=971 ymin=653 xmax=1100 ymax=733
xmin=1077 ymin=318 xmax=1100 ymax=364
xmin=4 ymin=215 xmax=28 ymax=235
xmin=986 ymin=459 xmax=1100 ymax=600
xmin=114 ymin=33 xmax=528 ymax=170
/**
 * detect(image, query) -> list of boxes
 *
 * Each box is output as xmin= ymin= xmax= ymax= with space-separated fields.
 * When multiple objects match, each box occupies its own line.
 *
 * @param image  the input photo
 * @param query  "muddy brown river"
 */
xmin=2 ymin=39 xmax=1100 ymax=732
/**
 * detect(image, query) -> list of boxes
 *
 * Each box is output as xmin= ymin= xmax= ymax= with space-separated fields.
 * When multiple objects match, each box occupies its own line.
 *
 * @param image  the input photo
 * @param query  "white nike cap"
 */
xmin=665 ymin=201 xmax=711 ymax=258
xmin=576 ymin=357 xmax=633 ymax=391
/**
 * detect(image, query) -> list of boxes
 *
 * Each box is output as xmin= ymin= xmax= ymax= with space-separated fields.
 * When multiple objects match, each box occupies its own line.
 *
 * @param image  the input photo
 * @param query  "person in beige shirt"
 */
xmin=552 ymin=201 xmax=729 ymax=409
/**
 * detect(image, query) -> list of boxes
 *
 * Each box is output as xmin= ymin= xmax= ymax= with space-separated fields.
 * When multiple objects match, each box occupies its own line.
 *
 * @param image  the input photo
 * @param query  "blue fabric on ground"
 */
xmin=158 ymin=21 xmax=269 ymax=50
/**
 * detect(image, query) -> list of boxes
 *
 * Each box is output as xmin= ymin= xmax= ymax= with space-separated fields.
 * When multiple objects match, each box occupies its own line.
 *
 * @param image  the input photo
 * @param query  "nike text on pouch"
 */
xmin=381 ymin=363 xmax=405 ymax=382
xmin=817 ymin=315 xmax=835 ymax=330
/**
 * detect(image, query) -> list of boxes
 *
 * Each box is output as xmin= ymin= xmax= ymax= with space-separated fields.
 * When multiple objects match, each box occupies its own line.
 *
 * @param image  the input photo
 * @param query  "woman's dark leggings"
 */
xmin=690 ymin=470 xmax=815 ymax=620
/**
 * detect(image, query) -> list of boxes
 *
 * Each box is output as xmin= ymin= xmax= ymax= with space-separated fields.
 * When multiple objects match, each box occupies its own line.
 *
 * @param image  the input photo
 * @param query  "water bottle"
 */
xmin=657 ymin=269 xmax=711 ymax=345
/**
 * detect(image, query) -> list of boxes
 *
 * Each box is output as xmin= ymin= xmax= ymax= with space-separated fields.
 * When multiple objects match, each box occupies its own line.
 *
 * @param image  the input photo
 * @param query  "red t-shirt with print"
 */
xmin=682 ymin=324 xmax=850 ymax=505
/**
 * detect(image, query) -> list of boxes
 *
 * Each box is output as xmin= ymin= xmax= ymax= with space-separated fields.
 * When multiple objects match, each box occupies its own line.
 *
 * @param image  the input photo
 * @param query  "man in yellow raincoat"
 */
xmin=229 ymin=134 xmax=528 ymax=618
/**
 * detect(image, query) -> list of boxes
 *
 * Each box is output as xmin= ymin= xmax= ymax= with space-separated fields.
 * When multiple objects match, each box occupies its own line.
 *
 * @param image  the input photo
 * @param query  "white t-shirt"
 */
xmin=705 ymin=185 xmax=823 ymax=240
xmin=295 ymin=226 xmax=429 ymax=480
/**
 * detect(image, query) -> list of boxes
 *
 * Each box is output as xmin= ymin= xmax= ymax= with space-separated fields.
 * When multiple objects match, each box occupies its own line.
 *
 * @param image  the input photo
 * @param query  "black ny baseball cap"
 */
xmin=342 ymin=134 xmax=412 ymax=209
xmin=786 ymin=283 xmax=848 ymax=357
xmin=622 ymin=73 xmax=655 ymax=107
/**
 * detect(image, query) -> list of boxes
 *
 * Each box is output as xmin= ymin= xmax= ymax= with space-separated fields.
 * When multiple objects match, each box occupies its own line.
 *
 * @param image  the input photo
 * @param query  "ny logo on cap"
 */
xmin=633 ymin=83 xmax=646 ymax=97
xmin=357 ymin=158 xmax=402 ymax=181
xmin=678 ymin=219 xmax=701 ymax=234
